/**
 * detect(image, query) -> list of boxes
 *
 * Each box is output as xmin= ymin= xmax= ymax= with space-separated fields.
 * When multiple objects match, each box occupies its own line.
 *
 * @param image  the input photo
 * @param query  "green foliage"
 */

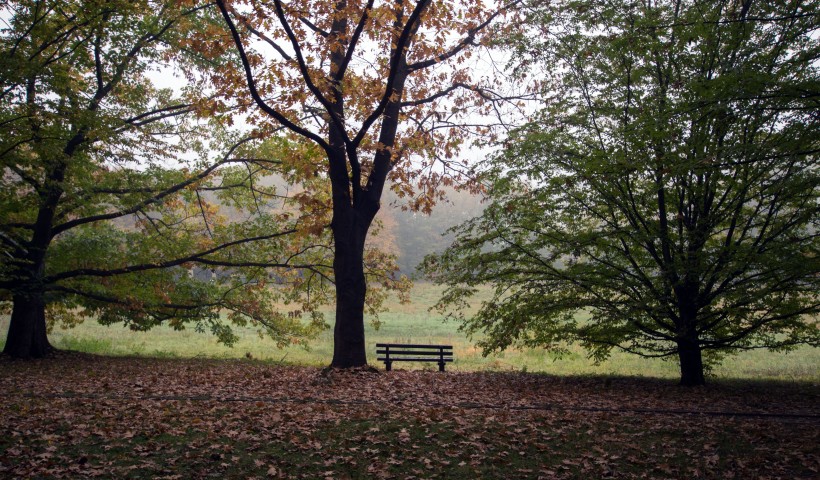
xmin=424 ymin=0 xmax=820 ymax=380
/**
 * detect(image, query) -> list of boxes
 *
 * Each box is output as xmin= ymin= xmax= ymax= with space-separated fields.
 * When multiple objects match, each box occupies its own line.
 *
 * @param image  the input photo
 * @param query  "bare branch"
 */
xmin=270 ymin=0 xmax=350 ymax=144
xmin=230 ymin=5 xmax=294 ymax=62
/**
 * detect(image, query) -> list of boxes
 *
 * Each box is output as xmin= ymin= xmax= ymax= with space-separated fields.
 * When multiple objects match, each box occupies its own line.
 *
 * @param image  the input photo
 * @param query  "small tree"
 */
xmin=424 ymin=0 xmax=820 ymax=385
xmin=214 ymin=0 xmax=518 ymax=367
xmin=0 ymin=0 xmax=359 ymax=358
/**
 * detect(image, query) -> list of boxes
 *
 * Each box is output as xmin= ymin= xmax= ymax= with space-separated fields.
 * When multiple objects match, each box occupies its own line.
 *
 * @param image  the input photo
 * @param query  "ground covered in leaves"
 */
xmin=0 ymin=353 xmax=817 ymax=479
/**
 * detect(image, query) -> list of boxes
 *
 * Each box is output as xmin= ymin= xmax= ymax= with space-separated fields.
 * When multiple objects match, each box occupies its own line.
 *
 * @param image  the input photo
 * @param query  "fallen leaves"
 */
xmin=0 ymin=353 xmax=817 ymax=478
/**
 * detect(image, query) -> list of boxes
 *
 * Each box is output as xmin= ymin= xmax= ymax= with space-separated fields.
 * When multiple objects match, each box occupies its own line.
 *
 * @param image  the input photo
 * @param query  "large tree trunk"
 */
xmin=3 ymin=292 xmax=52 ymax=359
xmin=676 ymin=338 xmax=705 ymax=386
xmin=330 ymin=205 xmax=376 ymax=368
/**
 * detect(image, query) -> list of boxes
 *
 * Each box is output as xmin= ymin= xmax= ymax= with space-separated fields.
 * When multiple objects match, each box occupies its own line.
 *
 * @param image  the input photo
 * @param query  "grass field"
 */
xmin=1 ymin=284 xmax=818 ymax=478
xmin=1 ymin=283 xmax=817 ymax=382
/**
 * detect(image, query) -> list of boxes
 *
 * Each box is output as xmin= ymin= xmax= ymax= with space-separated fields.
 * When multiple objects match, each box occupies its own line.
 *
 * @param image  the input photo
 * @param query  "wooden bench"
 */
xmin=376 ymin=343 xmax=453 ymax=372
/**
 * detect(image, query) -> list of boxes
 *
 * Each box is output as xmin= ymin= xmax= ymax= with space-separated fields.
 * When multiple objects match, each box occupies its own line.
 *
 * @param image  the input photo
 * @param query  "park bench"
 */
xmin=376 ymin=343 xmax=453 ymax=372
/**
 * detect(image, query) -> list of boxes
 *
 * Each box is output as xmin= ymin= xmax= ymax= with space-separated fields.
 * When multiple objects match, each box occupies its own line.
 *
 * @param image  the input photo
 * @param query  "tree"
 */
xmin=424 ymin=0 xmax=820 ymax=385
xmin=0 ymin=0 xmax=364 ymax=358
xmin=213 ymin=0 xmax=518 ymax=367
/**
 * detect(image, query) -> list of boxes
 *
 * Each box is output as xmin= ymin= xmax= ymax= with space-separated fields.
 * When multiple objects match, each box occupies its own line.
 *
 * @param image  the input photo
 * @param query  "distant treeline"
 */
xmin=375 ymin=188 xmax=486 ymax=276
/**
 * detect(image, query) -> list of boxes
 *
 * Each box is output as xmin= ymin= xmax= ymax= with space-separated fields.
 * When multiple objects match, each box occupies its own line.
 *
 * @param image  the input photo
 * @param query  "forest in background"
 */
xmin=372 ymin=187 xmax=487 ymax=276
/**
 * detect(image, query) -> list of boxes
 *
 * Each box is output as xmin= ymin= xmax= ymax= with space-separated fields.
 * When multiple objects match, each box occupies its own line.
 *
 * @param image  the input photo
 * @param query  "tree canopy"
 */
xmin=424 ymin=0 xmax=820 ymax=385
xmin=0 ymin=0 xmax=402 ymax=358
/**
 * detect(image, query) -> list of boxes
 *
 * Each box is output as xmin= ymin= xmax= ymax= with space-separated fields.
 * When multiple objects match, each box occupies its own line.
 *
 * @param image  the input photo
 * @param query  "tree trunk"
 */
xmin=330 ymin=205 xmax=376 ymax=368
xmin=3 ymin=292 xmax=52 ymax=359
xmin=676 ymin=338 xmax=705 ymax=386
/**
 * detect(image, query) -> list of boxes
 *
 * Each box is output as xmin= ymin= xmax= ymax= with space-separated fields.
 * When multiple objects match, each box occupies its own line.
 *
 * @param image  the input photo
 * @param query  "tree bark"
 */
xmin=330 ymin=204 xmax=377 ymax=368
xmin=3 ymin=196 xmax=59 ymax=359
xmin=676 ymin=338 xmax=705 ymax=386
xmin=3 ymin=191 xmax=61 ymax=359
xmin=3 ymin=292 xmax=52 ymax=359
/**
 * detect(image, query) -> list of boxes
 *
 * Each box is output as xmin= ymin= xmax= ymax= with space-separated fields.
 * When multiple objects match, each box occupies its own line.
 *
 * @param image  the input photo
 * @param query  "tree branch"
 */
xmin=43 ymin=227 xmax=301 ymax=283
xmin=335 ymin=0 xmax=375 ymax=81
xmin=352 ymin=0 xmax=431 ymax=149
xmin=270 ymin=0 xmax=350 ymax=144
xmin=214 ymin=0 xmax=331 ymax=152
xmin=50 ymin=137 xmax=256 ymax=237
xmin=407 ymin=0 xmax=520 ymax=71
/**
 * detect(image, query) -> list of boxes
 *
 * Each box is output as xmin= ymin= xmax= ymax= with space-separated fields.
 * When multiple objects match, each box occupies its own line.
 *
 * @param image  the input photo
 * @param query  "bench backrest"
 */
xmin=375 ymin=343 xmax=453 ymax=356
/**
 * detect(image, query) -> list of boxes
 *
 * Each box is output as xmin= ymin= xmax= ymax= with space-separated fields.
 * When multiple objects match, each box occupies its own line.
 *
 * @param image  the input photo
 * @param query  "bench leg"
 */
xmin=385 ymin=361 xmax=392 ymax=372
xmin=438 ymin=362 xmax=445 ymax=372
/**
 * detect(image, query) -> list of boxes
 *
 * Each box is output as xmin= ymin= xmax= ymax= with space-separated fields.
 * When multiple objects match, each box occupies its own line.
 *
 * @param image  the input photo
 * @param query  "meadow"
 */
xmin=1 ymin=283 xmax=817 ymax=382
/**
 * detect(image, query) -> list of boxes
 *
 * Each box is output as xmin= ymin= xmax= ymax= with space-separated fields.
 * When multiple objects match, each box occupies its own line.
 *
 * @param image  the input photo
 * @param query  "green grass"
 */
xmin=1 ymin=282 xmax=817 ymax=382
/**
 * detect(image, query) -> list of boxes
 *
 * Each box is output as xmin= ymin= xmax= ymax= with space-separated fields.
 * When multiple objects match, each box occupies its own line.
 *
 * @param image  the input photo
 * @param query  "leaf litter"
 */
xmin=0 ymin=352 xmax=817 ymax=479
